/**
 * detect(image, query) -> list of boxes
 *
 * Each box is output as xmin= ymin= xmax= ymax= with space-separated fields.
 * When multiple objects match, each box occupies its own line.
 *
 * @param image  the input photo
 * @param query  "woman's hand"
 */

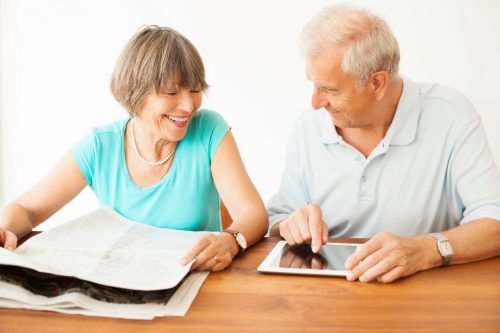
xmin=180 ymin=232 xmax=239 ymax=272
xmin=0 ymin=227 xmax=18 ymax=251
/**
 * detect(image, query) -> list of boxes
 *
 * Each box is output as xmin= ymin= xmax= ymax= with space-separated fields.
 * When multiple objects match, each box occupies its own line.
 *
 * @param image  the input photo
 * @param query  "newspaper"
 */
xmin=0 ymin=207 xmax=210 ymax=319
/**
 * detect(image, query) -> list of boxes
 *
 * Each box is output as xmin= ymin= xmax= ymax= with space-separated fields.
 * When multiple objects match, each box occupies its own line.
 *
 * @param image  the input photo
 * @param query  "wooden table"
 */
xmin=1 ymin=237 xmax=499 ymax=333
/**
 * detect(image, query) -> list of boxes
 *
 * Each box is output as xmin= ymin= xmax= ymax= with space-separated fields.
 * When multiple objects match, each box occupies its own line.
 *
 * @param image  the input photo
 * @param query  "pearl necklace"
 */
xmin=130 ymin=119 xmax=176 ymax=167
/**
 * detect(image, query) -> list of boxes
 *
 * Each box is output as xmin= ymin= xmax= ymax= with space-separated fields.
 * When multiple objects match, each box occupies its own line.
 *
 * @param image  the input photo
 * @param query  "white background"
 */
xmin=1 ymin=0 xmax=499 ymax=230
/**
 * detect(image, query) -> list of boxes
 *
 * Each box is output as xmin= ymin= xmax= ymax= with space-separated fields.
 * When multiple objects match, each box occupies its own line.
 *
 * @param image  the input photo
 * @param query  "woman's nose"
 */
xmin=178 ymin=91 xmax=196 ymax=113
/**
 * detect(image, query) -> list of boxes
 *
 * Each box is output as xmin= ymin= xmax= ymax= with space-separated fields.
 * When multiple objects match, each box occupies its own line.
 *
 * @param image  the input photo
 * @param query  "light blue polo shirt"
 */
xmin=267 ymin=77 xmax=500 ymax=237
xmin=72 ymin=109 xmax=230 ymax=231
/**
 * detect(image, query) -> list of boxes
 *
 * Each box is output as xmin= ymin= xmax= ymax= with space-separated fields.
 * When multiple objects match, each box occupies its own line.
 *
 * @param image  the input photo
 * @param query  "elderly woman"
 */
xmin=0 ymin=26 xmax=268 ymax=271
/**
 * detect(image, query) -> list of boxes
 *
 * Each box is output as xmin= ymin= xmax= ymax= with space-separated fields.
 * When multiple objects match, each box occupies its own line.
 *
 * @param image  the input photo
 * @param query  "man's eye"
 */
xmin=321 ymin=87 xmax=341 ymax=95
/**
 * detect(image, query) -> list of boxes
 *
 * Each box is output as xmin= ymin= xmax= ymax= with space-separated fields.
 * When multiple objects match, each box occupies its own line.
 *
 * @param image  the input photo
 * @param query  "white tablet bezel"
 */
xmin=257 ymin=240 xmax=359 ymax=277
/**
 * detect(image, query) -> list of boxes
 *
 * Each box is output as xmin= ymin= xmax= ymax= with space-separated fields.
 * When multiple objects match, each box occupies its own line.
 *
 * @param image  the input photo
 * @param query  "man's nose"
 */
xmin=311 ymin=88 xmax=328 ymax=110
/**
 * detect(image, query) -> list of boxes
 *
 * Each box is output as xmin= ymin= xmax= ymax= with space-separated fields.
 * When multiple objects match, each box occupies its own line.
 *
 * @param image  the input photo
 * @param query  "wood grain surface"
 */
xmin=1 ymin=237 xmax=499 ymax=333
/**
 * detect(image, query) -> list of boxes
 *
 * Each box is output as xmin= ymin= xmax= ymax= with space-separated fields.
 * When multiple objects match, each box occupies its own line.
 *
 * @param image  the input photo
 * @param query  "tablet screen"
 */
xmin=276 ymin=243 xmax=356 ymax=270
xmin=258 ymin=241 xmax=359 ymax=276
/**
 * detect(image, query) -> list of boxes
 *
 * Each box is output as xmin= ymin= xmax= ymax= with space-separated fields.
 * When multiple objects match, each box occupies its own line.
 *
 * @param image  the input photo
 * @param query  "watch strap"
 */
xmin=222 ymin=229 xmax=246 ymax=253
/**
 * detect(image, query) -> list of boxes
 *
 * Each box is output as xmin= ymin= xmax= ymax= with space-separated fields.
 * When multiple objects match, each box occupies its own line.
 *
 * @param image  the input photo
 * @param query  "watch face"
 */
xmin=439 ymin=240 xmax=454 ymax=256
xmin=236 ymin=233 xmax=247 ymax=250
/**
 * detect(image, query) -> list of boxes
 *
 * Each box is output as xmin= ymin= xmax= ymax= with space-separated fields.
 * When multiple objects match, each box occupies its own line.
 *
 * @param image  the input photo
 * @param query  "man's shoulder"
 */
xmin=419 ymin=82 xmax=479 ymax=122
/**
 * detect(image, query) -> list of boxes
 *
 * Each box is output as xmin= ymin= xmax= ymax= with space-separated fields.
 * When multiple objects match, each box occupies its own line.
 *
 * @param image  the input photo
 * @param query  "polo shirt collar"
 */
xmin=385 ymin=76 xmax=421 ymax=146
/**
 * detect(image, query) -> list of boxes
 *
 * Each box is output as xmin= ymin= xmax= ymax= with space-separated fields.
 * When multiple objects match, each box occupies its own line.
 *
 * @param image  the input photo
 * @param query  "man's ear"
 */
xmin=369 ymin=71 xmax=390 ymax=100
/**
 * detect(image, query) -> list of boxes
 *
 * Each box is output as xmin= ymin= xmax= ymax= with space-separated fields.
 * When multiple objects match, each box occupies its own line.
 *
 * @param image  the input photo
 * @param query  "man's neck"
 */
xmin=338 ymin=77 xmax=403 ymax=157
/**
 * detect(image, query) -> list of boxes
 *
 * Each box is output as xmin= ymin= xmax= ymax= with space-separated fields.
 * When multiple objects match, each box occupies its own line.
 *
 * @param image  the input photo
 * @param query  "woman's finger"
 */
xmin=180 ymin=235 xmax=212 ymax=266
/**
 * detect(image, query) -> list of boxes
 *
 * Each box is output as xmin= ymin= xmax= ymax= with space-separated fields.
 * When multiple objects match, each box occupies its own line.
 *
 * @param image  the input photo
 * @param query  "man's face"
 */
xmin=306 ymin=46 xmax=376 ymax=130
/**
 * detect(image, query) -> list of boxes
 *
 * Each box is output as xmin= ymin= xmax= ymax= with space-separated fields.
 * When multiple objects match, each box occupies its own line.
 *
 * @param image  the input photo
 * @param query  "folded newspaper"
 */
xmin=0 ymin=207 xmax=210 ymax=320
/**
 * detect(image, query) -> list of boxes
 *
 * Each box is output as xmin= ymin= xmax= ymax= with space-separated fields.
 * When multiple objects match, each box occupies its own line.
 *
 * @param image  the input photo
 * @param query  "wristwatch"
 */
xmin=431 ymin=233 xmax=454 ymax=266
xmin=222 ymin=229 xmax=248 ymax=253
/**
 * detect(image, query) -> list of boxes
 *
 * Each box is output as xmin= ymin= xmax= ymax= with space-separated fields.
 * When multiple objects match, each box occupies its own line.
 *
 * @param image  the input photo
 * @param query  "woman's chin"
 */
xmin=164 ymin=129 xmax=188 ymax=142
xmin=162 ymin=118 xmax=191 ymax=141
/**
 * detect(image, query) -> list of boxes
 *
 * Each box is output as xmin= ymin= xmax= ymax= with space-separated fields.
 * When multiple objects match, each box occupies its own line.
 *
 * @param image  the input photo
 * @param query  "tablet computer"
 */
xmin=257 ymin=241 xmax=359 ymax=277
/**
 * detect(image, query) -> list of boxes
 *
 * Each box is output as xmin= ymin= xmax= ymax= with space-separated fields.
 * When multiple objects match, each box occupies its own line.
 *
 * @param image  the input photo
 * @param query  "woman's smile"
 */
xmin=165 ymin=114 xmax=190 ymax=128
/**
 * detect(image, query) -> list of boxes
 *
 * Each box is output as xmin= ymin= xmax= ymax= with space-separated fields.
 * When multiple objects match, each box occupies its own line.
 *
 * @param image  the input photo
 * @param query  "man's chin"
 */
xmin=328 ymin=111 xmax=344 ymax=124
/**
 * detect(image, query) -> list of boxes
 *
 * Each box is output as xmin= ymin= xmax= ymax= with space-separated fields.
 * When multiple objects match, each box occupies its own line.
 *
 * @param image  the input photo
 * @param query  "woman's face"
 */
xmin=138 ymin=83 xmax=202 ymax=142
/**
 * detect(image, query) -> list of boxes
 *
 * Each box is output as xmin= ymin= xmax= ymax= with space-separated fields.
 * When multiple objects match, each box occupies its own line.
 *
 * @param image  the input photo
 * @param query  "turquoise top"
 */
xmin=72 ymin=109 xmax=230 ymax=231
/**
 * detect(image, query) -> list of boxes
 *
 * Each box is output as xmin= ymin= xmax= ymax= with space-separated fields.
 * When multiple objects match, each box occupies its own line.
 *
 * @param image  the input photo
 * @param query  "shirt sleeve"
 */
xmin=71 ymin=129 xmax=98 ymax=186
xmin=267 ymin=121 xmax=311 ymax=229
xmin=197 ymin=110 xmax=231 ymax=161
xmin=449 ymin=119 xmax=500 ymax=224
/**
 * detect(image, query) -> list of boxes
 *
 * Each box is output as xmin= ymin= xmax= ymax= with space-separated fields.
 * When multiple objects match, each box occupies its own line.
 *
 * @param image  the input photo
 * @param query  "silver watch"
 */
xmin=431 ymin=233 xmax=454 ymax=266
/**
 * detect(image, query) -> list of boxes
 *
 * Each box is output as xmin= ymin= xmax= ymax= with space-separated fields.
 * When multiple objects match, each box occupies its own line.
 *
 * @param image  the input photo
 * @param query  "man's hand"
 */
xmin=0 ymin=228 xmax=17 ymax=251
xmin=345 ymin=232 xmax=435 ymax=283
xmin=278 ymin=204 xmax=329 ymax=253
xmin=279 ymin=244 xmax=328 ymax=269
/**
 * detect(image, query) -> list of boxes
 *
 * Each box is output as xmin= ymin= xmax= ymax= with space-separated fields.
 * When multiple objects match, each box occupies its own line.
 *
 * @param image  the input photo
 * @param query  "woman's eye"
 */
xmin=163 ymin=92 xmax=177 ymax=96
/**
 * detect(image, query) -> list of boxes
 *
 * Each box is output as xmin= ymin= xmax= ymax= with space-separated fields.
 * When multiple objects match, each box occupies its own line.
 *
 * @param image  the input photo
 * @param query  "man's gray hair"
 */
xmin=301 ymin=5 xmax=400 ymax=88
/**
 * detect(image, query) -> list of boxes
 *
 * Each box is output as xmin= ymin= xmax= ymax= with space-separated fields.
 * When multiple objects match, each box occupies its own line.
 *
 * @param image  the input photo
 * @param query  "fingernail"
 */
xmin=346 ymin=272 xmax=354 ymax=281
xmin=180 ymin=258 xmax=187 ymax=265
xmin=7 ymin=247 xmax=14 ymax=252
xmin=359 ymin=275 xmax=366 ymax=283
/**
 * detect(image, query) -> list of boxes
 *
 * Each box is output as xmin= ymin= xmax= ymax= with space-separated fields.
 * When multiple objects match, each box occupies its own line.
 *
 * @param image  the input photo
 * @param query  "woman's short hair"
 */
xmin=110 ymin=25 xmax=208 ymax=115
xmin=301 ymin=5 xmax=400 ymax=89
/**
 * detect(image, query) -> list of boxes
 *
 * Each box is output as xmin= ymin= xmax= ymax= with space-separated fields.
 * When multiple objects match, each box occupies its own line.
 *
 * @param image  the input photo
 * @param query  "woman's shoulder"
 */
xmin=76 ymin=118 xmax=128 ymax=151
xmin=193 ymin=109 xmax=226 ymax=123
xmin=191 ymin=109 xmax=229 ymax=132
xmin=186 ymin=109 xmax=230 ymax=156
xmin=90 ymin=118 xmax=129 ymax=135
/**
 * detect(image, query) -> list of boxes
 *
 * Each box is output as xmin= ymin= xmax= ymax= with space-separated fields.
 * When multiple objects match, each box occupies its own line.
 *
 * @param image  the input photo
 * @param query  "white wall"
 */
xmin=1 ymin=0 xmax=499 ymax=230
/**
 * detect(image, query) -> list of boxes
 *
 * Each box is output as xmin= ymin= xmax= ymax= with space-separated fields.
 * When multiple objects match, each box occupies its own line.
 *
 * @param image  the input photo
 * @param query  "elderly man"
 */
xmin=267 ymin=5 xmax=500 ymax=283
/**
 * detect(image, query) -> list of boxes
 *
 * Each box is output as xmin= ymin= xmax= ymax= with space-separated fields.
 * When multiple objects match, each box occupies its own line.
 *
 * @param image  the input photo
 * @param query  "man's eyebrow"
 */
xmin=318 ymin=85 xmax=339 ymax=92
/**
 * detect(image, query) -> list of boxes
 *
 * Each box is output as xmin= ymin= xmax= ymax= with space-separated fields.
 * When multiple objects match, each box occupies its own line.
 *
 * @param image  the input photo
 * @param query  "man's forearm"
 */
xmin=422 ymin=218 xmax=500 ymax=268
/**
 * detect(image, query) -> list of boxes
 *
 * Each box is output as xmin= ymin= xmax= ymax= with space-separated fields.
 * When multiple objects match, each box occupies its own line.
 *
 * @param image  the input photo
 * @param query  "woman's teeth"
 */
xmin=166 ymin=115 xmax=188 ymax=124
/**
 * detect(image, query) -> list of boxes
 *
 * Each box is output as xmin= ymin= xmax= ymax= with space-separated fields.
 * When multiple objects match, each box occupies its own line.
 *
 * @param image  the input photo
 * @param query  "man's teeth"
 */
xmin=166 ymin=115 xmax=188 ymax=123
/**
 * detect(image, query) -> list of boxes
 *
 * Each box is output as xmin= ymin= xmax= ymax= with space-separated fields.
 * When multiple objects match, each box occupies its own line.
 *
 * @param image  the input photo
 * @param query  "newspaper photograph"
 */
xmin=0 ymin=207 xmax=211 ymax=319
